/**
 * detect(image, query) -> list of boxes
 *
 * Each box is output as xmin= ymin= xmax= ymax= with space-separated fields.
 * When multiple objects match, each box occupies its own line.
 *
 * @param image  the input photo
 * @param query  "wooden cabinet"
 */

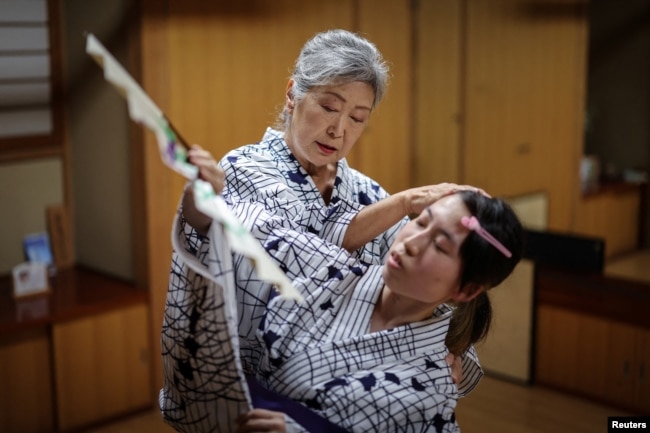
xmin=605 ymin=321 xmax=650 ymax=413
xmin=0 ymin=328 xmax=54 ymax=433
xmin=53 ymin=303 xmax=151 ymax=431
xmin=536 ymin=305 xmax=650 ymax=414
xmin=0 ymin=268 xmax=152 ymax=432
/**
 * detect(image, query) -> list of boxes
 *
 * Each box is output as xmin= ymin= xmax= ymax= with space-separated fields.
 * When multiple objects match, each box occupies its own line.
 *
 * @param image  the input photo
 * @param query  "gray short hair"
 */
xmin=279 ymin=29 xmax=390 ymax=129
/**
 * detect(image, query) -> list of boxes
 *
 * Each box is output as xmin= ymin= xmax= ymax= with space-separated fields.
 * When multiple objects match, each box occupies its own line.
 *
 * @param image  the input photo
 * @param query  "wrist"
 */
xmin=397 ymin=189 xmax=413 ymax=217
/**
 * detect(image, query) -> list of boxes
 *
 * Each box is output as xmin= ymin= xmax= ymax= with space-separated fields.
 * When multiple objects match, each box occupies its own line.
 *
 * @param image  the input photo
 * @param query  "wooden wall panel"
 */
xmin=166 ymin=0 xmax=353 ymax=163
xmin=0 ymin=328 xmax=54 ymax=433
xmin=353 ymin=0 xmax=412 ymax=193
xmin=574 ymin=187 xmax=641 ymax=258
xmin=53 ymin=304 xmax=151 ymax=431
xmin=414 ymin=0 xmax=463 ymax=186
xmin=463 ymin=0 xmax=587 ymax=230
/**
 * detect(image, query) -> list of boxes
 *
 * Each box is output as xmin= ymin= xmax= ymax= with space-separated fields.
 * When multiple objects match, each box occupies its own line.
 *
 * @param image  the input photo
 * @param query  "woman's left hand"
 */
xmin=236 ymin=409 xmax=287 ymax=433
xmin=405 ymin=183 xmax=489 ymax=216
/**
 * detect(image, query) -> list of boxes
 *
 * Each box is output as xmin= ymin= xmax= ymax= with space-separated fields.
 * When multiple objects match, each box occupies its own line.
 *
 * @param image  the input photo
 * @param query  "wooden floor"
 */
xmin=83 ymin=375 xmax=631 ymax=433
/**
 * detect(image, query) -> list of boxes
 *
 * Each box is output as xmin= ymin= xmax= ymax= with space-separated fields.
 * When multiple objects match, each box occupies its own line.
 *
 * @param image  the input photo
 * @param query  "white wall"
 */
xmin=63 ymin=0 xmax=135 ymax=279
xmin=0 ymin=158 xmax=64 ymax=272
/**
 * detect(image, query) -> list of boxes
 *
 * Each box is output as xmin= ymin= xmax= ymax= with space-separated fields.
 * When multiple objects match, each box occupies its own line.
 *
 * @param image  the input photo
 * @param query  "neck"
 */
xmin=369 ymin=285 xmax=439 ymax=333
xmin=284 ymin=135 xmax=337 ymax=202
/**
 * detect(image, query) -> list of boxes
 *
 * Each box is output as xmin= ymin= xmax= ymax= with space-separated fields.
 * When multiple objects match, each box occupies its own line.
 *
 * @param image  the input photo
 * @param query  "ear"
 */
xmin=451 ymin=282 xmax=486 ymax=303
xmin=285 ymin=79 xmax=295 ymax=111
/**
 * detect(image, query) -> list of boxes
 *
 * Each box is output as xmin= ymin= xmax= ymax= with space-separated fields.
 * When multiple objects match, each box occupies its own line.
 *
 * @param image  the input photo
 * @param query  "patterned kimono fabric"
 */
xmin=161 ymin=200 xmax=475 ymax=432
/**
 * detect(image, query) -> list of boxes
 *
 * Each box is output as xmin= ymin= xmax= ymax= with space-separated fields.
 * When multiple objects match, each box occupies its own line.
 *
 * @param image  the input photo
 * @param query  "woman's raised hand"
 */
xmin=404 ymin=183 xmax=489 ymax=216
xmin=188 ymin=145 xmax=225 ymax=194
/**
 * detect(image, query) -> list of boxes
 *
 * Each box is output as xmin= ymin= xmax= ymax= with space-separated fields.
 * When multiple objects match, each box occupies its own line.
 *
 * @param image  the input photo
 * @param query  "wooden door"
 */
xmin=413 ymin=0 xmax=464 ymax=187
xmin=462 ymin=0 xmax=588 ymax=231
xmin=53 ymin=304 xmax=151 ymax=431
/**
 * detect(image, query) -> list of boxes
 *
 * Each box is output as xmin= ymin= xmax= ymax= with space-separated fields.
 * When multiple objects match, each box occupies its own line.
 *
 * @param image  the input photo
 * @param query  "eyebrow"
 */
xmin=426 ymin=207 xmax=455 ymax=245
xmin=322 ymin=91 xmax=372 ymax=111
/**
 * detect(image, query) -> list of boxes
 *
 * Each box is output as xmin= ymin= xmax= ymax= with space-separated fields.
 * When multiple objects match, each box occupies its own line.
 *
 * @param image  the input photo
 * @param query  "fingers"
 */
xmin=454 ymin=184 xmax=491 ymax=198
xmin=236 ymin=409 xmax=286 ymax=433
xmin=187 ymin=144 xmax=225 ymax=194
xmin=445 ymin=352 xmax=462 ymax=385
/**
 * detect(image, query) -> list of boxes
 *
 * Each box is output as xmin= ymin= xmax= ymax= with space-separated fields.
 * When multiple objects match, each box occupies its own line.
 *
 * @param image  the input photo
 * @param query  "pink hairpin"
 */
xmin=460 ymin=216 xmax=512 ymax=258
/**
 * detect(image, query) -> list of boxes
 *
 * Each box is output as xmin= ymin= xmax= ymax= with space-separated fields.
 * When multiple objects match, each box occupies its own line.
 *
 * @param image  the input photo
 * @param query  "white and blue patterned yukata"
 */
xmin=160 ymin=128 xmax=482 ymax=432
xmin=161 ymin=198 xmax=482 ymax=433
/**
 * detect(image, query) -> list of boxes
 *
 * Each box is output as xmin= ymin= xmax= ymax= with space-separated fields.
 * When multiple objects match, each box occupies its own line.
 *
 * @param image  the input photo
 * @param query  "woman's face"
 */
xmin=382 ymin=194 xmax=472 ymax=306
xmin=284 ymin=80 xmax=374 ymax=172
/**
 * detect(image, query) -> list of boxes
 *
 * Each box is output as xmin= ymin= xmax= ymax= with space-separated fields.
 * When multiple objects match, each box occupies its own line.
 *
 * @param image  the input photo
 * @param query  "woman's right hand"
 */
xmin=181 ymin=144 xmax=224 ymax=235
xmin=188 ymin=144 xmax=225 ymax=194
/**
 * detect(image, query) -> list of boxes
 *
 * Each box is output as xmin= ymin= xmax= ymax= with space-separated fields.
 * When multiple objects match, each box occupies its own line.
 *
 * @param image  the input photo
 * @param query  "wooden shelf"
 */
xmin=0 ymin=266 xmax=148 ymax=335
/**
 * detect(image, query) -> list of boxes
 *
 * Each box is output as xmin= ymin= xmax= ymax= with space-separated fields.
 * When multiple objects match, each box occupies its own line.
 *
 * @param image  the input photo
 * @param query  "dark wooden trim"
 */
xmin=535 ymin=264 xmax=650 ymax=329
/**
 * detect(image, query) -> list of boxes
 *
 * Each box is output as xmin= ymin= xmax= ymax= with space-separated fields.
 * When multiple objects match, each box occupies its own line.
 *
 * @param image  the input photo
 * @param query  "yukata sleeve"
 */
xmin=231 ymin=201 xmax=363 ymax=285
xmin=305 ymin=199 xmax=360 ymax=249
xmin=160 ymin=198 xmax=252 ymax=433
xmin=457 ymin=345 xmax=483 ymax=397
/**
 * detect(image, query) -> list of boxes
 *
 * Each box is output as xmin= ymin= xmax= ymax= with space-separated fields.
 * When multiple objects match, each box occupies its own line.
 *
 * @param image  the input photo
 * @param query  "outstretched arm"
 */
xmin=342 ymin=183 xmax=485 ymax=252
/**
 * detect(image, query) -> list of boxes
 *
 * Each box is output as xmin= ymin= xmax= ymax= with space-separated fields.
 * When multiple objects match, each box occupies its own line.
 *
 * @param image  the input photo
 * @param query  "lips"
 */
xmin=387 ymin=251 xmax=402 ymax=269
xmin=317 ymin=142 xmax=336 ymax=155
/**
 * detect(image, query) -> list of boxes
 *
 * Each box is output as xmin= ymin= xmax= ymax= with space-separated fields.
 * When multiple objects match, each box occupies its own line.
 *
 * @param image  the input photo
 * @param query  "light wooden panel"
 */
xmin=414 ymin=0 xmax=463 ymax=186
xmin=53 ymin=304 xmax=151 ymax=431
xmin=463 ymin=0 xmax=588 ymax=231
xmin=353 ymin=0 xmax=412 ymax=193
xmin=476 ymin=260 xmax=534 ymax=383
xmin=166 ymin=0 xmax=353 ymax=163
xmin=574 ymin=187 xmax=641 ymax=258
xmin=0 ymin=328 xmax=54 ymax=433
